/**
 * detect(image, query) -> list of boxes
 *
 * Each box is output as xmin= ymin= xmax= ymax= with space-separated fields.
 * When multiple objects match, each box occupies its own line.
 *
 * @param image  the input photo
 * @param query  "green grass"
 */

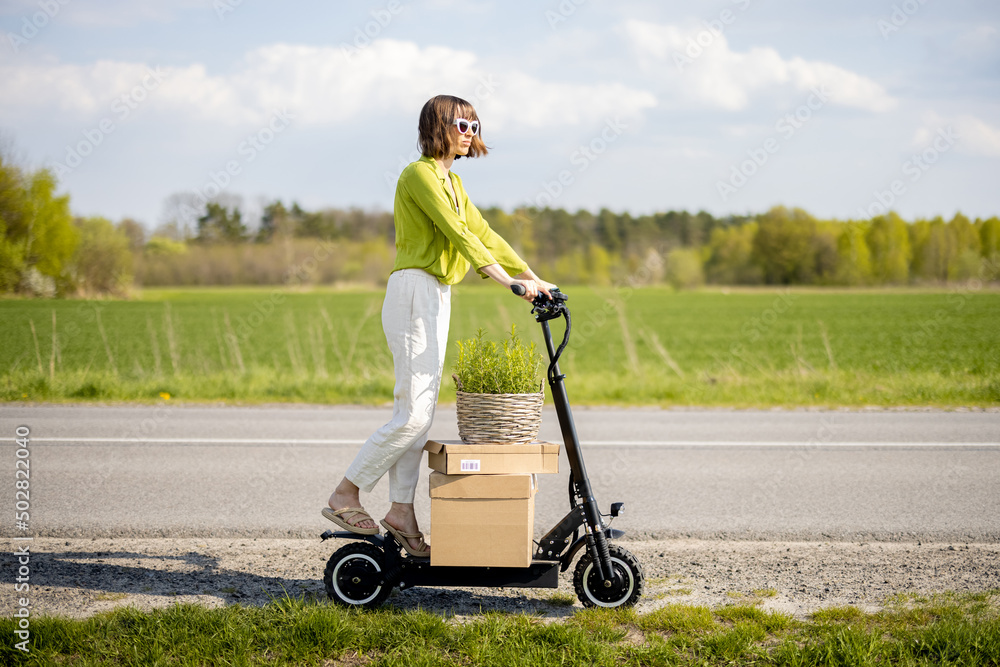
xmin=2 ymin=285 xmax=998 ymax=406
xmin=3 ymin=591 xmax=998 ymax=665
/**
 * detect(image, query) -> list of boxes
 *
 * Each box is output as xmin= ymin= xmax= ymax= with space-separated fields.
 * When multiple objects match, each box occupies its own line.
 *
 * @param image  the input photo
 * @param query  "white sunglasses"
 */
xmin=453 ymin=118 xmax=480 ymax=136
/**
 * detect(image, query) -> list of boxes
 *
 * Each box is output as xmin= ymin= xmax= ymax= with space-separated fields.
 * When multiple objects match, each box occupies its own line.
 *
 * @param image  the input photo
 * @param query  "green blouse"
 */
xmin=391 ymin=155 xmax=528 ymax=285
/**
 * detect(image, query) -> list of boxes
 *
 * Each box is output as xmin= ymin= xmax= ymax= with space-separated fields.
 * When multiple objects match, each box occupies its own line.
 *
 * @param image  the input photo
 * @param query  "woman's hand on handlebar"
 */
xmin=536 ymin=278 xmax=558 ymax=295
xmin=510 ymin=280 xmax=539 ymax=301
xmin=511 ymin=270 xmax=556 ymax=302
xmin=480 ymin=264 xmax=555 ymax=302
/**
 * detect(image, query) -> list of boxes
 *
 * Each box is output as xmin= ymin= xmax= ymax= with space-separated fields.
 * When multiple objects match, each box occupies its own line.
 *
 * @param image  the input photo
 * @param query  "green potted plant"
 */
xmin=452 ymin=324 xmax=544 ymax=444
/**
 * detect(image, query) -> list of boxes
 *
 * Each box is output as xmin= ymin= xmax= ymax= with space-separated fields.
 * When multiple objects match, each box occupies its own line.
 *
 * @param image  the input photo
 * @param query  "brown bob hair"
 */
xmin=418 ymin=95 xmax=488 ymax=160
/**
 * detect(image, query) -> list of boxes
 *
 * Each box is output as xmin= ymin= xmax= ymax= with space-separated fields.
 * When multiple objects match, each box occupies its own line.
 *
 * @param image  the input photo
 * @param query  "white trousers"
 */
xmin=345 ymin=269 xmax=451 ymax=503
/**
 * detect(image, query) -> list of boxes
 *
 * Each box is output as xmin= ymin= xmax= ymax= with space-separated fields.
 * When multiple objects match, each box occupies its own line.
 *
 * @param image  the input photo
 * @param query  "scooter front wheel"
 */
xmin=573 ymin=544 xmax=645 ymax=608
xmin=323 ymin=542 xmax=392 ymax=609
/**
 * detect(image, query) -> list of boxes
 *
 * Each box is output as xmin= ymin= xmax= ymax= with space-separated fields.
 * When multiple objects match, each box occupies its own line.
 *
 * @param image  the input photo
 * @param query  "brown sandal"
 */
xmin=380 ymin=519 xmax=430 ymax=558
xmin=322 ymin=507 xmax=380 ymax=535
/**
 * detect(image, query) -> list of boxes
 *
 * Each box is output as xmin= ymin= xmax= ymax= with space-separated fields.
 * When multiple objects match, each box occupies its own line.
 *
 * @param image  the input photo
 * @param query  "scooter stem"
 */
xmin=539 ymin=316 xmax=617 ymax=583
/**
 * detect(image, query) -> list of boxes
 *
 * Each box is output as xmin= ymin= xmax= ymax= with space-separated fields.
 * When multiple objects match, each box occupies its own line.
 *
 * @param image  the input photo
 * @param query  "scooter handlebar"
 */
xmin=511 ymin=284 xmax=568 ymax=308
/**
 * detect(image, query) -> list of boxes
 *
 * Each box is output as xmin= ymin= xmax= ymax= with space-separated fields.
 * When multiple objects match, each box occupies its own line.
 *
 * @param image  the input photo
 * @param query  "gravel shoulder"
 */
xmin=5 ymin=537 xmax=998 ymax=620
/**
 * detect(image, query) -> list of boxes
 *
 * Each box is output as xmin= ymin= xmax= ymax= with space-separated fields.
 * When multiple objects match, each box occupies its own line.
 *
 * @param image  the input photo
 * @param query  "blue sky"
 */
xmin=1 ymin=0 xmax=998 ymax=232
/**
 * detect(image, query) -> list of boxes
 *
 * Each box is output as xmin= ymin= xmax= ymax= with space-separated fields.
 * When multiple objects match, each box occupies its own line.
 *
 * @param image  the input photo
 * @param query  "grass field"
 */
xmin=1 ymin=285 xmax=998 ymax=407
xmin=3 ymin=592 xmax=999 ymax=665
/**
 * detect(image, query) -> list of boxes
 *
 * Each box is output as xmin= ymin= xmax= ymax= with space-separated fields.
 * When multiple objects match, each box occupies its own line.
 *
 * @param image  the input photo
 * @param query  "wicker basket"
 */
xmin=453 ymin=374 xmax=544 ymax=444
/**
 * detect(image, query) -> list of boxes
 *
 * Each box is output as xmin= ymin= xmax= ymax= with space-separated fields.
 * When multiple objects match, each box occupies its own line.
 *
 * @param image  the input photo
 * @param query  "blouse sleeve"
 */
xmin=401 ymin=164 xmax=498 ymax=271
xmin=463 ymin=195 xmax=530 ymax=279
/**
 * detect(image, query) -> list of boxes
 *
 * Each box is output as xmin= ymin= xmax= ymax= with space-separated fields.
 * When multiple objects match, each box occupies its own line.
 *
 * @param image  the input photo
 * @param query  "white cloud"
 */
xmin=0 ymin=58 xmax=256 ymax=124
xmin=232 ymin=40 xmax=657 ymax=129
xmin=0 ymin=39 xmax=657 ymax=130
xmin=952 ymin=25 xmax=998 ymax=60
xmin=0 ymin=0 xmax=210 ymax=25
xmin=621 ymin=19 xmax=896 ymax=113
xmin=63 ymin=0 xmax=209 ymax=26
xmin=914 ymin=113 xmax=1000 ymax=157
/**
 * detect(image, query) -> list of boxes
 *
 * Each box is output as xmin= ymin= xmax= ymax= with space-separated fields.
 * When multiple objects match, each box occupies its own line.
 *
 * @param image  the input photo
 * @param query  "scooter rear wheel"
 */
xmin=573 ymin=544 xmax=644 ymax=608
xmin=323 ymin=542 xmax=392 ymax=609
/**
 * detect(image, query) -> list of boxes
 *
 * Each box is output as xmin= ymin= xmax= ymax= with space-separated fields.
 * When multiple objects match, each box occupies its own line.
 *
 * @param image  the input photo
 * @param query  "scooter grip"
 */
xmin=510 ymin=284 xmax=526 ymax=296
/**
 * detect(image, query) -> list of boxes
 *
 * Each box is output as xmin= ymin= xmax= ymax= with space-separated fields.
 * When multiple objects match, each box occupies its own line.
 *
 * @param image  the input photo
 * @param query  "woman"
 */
xmin=323 ymin=94 xmax=556 ymax=557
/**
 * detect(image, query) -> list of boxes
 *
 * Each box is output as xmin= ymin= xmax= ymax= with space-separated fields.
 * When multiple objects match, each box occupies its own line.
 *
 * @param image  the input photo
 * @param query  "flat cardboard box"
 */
xmin=429 ymin=471 xmax=536 ymax=568
xmin=424 ymin=440 xmax=559 ymax=475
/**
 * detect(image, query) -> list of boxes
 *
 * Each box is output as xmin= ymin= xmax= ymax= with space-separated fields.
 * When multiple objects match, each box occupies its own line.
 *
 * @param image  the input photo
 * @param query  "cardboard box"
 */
xmin=425 ymin=440 xmax=559 ymax=475
xmin=429 ymin=471 xmax=536 ymax=568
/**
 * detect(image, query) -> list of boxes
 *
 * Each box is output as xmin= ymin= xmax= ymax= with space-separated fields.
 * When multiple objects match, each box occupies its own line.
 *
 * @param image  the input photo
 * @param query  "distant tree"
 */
xmin=980 ymin=217 xmax=1000 ymax=264
xmin=292 ymin=201 xmax=330 ymax=238
xmin=704 ymin=222 xmax=761 ymax=284
xmin=195 ymin=202 xmax=247 ymax=244
xmin=909 ymin=217 xmax=949 ymax=282
xmin=549 ymin=207 xmax=588 ymax=258
xmin=811 ymin=221 xmax=840 ymax=284
xmin=481 ymin=206 xmax=532 ymax=261
xmin=553 ymin=247 xmax=586 ymax=285
xmin=118 ymin=218 xmax=146 ymax=253
xmin=651 ymin=210 xmax=689 ymax=246
xmin=159 ymin=192 xmax=202 ymax=239
xmin=751 ymin=206 xmax=818 ymax=284
xmin=833 ymin=222 xmax=873 ymax=286
xmin=256 ymin=200 xmax=292 ymax=243
xmin=596 ymin=208 xmax=623 ymax=254
xmin=664 ymin=248 xmax=704 ymax=290
xmin=0 ymin=159 xmax=25 ymax=290
xmin=688 ymin=210 xmax=718 ymax=247
xmin=507 ymin=208 xmax=538 ymax=261
xmin=586 ymin=243 xmax=613 ymax=286
xmin=72 ymin=216 xmax=133 ymax=294
xmin=150 ymin=219 xmax=186 ymax=242
xmin=947 ymin=212 xmax=981 ymax=281
xmin=866 ymin=212 xmax=911 ymax=284
xmin=145 ymin=236 xmax=188 ymax=256
xmin=0 ymin=153 xmax=77 ymax=294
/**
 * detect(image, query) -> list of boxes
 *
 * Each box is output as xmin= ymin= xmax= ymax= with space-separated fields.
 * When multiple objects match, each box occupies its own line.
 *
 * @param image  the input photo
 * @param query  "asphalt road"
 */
xmin=2 ymin=405 xmax=998 ymax=541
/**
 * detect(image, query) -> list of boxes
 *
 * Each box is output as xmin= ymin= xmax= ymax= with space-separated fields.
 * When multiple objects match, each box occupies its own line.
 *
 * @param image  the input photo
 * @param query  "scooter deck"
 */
xmin=321 ymin=530 xmax=561 ymax=590
xmin=396 ymin=560 xmax=560 ymax=590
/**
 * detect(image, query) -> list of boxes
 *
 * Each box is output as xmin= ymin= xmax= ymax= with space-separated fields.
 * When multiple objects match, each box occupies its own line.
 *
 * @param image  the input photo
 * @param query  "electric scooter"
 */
xmin=319 ymin=287 xmax=645 ymax=609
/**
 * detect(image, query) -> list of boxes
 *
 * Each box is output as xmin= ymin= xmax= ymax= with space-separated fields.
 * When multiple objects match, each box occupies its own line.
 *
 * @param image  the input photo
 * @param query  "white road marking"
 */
xmin=28 ymin=437 xmax=1000 ymax=447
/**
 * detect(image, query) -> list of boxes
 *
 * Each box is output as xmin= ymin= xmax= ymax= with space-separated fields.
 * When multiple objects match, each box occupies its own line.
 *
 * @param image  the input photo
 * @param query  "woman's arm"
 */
xmin=478 ymin=263 xmax=555 ymax=301
xmin=513 ymin=268 xmax=557 ymax=293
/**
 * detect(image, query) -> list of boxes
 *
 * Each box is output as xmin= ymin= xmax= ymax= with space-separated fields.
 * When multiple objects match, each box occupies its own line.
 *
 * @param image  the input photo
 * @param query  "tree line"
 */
xmin=2 ymin=156 xmax=998 ymax=296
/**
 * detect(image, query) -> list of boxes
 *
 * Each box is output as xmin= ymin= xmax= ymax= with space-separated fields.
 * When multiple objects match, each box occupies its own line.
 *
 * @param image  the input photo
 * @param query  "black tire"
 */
xmin=323 ymin=542 xmax=392 ymax=609
xmin=573 ymin=544 xmax=644 ymax=608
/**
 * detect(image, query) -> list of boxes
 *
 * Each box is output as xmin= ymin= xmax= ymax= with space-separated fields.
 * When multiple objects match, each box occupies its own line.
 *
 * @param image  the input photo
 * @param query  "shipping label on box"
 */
xmin=424 ymin=440 xmax=559 ymax=475
xmin=429 ymin=472 xmax=536 ymax=568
